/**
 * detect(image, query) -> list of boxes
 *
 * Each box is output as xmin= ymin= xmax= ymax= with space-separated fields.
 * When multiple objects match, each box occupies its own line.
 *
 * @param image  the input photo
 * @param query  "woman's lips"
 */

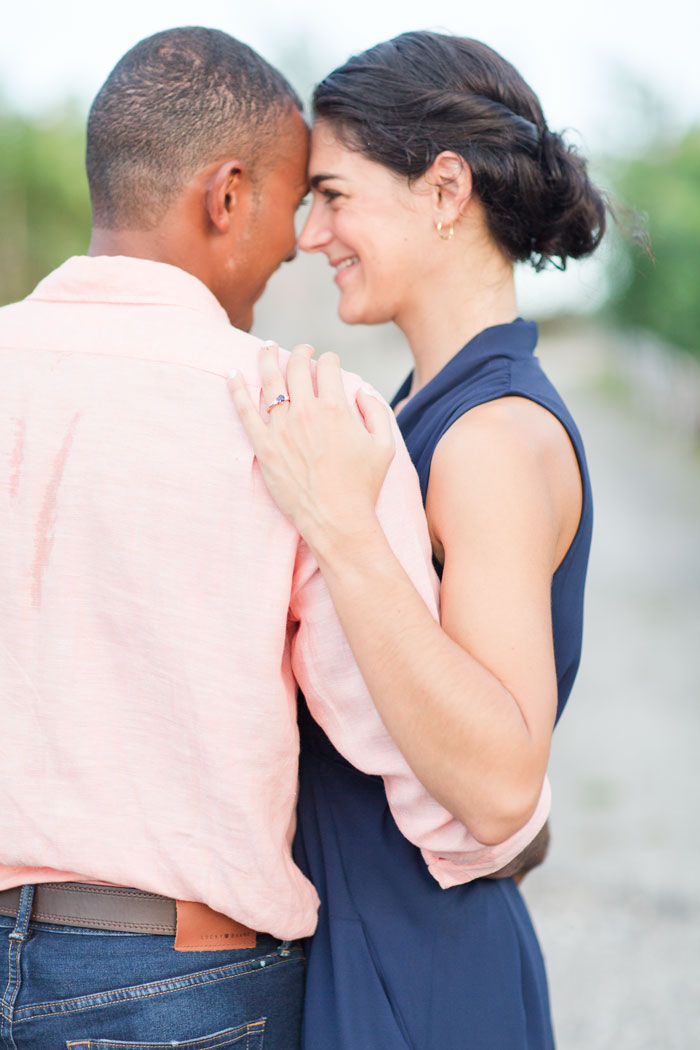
xmin=332 ymin=255 xmax=359 ymax=284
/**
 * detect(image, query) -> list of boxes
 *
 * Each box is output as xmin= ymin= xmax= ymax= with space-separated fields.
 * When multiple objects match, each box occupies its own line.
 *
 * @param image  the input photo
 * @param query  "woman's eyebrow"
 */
xmin=309 ymin=173 xmax=344 ymax=189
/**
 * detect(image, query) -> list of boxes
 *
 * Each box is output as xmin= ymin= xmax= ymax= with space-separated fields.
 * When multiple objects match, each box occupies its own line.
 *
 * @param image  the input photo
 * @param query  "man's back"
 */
xmin=5 ymin=254 xmax=527 ymax=938
xmin=1 ymin=255 xmax=323 ymax=936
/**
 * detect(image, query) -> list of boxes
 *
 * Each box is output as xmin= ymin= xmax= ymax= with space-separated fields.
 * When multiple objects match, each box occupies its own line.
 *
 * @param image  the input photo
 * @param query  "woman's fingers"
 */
xmin=286 ymin=343 xmax=316 ymax=406
xmin=259 ymin=340 xmax=290 ymax=412
xmin=316 ymin=351 xmax=347 ymax=406
xmin=356 ymin=386 xmax=395 ymax=454
xmin=227 ymin=355 xmax=394 ymax=541
xmin=228 ymin=369 xmax=267 ymax=449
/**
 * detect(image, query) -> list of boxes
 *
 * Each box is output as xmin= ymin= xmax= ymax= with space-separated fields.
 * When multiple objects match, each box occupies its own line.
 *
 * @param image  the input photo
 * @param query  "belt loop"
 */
xmin=8 ymin=885 xmax=34 ymax=942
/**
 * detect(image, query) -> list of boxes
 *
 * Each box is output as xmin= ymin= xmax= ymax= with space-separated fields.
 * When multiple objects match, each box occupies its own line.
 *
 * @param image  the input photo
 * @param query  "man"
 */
xmin=0 ymin=28 xmax=548 ymax=1049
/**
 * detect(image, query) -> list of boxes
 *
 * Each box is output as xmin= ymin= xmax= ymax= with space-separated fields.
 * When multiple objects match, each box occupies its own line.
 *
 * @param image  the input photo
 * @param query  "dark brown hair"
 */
xmin=313 ymin=31 xmax=606 ymax=270
xmin=87 ymin=27 xmax=302 ymax=230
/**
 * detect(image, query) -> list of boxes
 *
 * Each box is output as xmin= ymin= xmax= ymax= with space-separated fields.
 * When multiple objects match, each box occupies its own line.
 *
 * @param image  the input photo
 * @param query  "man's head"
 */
xmin=86 ymin=27 xmax=309 ymax=329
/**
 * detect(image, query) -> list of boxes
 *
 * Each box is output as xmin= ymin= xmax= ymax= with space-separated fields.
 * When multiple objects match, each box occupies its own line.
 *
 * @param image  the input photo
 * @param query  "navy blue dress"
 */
xmin=293 ymin=319 xmax=593 ymax=1050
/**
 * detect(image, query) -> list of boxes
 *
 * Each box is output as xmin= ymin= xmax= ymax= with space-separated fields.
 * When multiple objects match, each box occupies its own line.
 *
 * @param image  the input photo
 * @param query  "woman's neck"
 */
xmin=397 ymin=243 xmax=518 ymax=395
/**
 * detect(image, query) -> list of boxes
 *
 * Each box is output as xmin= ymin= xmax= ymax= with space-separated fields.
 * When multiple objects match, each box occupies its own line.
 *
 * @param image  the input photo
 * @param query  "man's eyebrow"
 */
xmin=309 ymin=173 xmax=343 ymax=189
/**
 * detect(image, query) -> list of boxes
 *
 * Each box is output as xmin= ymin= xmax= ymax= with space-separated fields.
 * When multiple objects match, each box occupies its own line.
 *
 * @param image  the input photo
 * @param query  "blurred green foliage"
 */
xmin=0 ymin=101 xmax=91 ymax=306
xmin=606 ymin=125 xmax=700 ymax=360
xmin=1 ymin=92 xmax=699 ymax=369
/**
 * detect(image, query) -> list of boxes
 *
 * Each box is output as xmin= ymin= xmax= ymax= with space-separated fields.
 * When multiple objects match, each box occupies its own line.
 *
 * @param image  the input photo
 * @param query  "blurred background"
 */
xmin=2 ymin=2 xmax=699 ymax=1046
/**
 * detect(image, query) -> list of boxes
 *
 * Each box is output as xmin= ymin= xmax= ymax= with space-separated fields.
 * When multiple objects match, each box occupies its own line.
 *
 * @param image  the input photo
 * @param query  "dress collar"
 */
xmin=392 ymin=318 xmax=538 ymax=421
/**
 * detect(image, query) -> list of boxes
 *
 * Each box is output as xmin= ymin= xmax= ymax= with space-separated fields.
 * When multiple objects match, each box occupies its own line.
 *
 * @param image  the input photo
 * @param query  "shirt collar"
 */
xmin=28 ymin=255 xmax=231 ymax=325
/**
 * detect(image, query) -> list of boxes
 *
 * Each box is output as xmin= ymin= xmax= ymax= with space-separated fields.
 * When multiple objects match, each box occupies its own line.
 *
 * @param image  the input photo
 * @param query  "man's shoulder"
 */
xmin=0 ymin=268 xmax=271 ymax=390
xmin=173 ymin=315 xmax=268 ymax=381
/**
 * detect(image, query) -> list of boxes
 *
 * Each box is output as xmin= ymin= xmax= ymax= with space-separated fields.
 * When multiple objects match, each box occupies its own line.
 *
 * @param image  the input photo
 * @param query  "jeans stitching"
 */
xmin=1 ymin=886 xmax=34 ymax=1050
xmin=7 ymin=922 xmax=148 ymax=938
xmin=13 ymin=950 xmax=303 ymax=1021
xmin=65 ymin=1017 xmax=265 ymax=1048
xmin=0 ymin=934 xmax=13 ymax=1025
xmin=15 ymin=889 xmax=33 ymax=940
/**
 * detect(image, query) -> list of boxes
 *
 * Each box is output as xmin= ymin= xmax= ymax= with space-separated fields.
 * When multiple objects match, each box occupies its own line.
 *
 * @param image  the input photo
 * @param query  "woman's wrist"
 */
xmin=301 ymin=506 xmax=386 ymax=573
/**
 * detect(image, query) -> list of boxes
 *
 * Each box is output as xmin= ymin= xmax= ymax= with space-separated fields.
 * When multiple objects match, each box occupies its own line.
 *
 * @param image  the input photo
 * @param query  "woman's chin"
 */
xmin=337 ymin=298 xmax=363 ymax=325
xmin=338 ymin=296 xmax=391 ymax=328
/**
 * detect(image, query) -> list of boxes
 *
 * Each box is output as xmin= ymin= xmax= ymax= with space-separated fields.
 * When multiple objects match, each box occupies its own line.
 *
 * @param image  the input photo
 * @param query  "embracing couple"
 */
xmin=0 ymin=25 xmax=603 ymax=1050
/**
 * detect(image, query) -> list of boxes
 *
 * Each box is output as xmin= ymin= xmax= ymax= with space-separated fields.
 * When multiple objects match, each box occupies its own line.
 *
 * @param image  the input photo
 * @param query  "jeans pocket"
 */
xmin=65 ymin=1017 xmax=265 ymax=1049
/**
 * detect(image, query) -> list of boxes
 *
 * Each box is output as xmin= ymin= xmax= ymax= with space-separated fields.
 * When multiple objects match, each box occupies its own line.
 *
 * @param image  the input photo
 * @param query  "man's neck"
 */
xmin=88 ymin=226 xmax=244 ymax=329
xmin=88 ymin=227 xmax=174 ymax=264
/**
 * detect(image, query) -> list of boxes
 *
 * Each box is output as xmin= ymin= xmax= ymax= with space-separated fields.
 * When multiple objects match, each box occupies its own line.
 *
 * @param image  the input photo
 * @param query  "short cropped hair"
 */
xmin=86 ymin=27 xmax=302 ymax=229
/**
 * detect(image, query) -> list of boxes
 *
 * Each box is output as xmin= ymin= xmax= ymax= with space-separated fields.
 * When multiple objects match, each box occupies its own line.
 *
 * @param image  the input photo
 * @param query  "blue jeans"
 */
xmin=0 ymin=886 xmax=304 ymax=1050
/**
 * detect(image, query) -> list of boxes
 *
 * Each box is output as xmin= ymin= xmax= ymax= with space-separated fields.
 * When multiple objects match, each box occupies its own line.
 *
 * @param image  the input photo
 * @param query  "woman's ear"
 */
xmin=426 ymin=151 xmax=473 ymax=225
xmin=205 ymin=159 xmax=248 ymax=234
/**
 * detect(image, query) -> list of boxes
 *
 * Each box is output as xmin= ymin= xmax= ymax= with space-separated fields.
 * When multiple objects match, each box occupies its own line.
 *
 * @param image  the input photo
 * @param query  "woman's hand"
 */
xmin=228 ymin=341 xmax=395 ymax=551
xmin=231 ymin=343 xmax=557 ymax=846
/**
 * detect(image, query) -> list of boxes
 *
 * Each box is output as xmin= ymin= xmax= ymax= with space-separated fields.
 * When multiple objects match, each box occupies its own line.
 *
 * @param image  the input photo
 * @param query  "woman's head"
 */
xmin=305 ymin=31 xmax=605 ymax=281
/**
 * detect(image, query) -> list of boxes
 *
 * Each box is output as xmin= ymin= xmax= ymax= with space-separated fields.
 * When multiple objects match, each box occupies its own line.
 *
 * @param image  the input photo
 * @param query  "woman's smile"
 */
xmin=332 ymin=255 xmax=360 ymax=283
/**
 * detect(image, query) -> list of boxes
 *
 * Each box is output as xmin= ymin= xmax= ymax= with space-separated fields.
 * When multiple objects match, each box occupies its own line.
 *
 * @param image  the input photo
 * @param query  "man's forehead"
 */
xmin=276 ymin=108 xmax=309 ymax=152
xmin=274 ymin=116 xmax=310 ymax=187
xmin=284 ymin=107 xmax=310 ymax=148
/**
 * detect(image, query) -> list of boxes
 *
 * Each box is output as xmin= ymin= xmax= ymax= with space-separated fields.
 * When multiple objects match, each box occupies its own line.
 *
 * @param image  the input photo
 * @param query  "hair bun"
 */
xmin=529 ymin=128 xmax=606 ymax=268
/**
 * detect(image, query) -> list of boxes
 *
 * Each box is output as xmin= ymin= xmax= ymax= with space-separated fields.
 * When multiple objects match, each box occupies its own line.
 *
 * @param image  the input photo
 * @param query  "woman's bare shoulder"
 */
xmin=428 ymin=395 xmax=582 ymax=570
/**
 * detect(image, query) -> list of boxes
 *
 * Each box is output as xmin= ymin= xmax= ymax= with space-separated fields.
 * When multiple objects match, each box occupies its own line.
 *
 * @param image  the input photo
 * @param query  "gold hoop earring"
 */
xmin=436 ymin=221 xmax=454 ymax=241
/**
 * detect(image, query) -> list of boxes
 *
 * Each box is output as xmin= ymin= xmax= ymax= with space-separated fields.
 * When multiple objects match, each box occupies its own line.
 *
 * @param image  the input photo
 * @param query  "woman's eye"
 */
xmin=322 ymin=189 xmax=341 ymax=203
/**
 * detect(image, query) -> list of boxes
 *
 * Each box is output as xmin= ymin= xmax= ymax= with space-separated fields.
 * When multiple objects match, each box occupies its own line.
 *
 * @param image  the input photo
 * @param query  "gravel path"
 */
xmin=521 ymin=333 xmax=700 ymax=1050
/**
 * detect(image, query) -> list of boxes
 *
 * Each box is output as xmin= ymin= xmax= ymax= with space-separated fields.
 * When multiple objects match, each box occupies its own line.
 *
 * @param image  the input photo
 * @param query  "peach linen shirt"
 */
xmin=0 ymin=256 xmax=550 ymax=940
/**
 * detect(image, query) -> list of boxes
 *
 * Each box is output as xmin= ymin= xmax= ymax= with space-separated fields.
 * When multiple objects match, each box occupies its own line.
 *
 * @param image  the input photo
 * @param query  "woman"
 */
xmin=230 ymin=31 xmax=603 ymax=1050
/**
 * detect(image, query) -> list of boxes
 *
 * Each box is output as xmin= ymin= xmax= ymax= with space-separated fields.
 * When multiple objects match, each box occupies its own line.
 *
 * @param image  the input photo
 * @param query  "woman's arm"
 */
xmin=229 ymin=344 xmax=580 ymax=843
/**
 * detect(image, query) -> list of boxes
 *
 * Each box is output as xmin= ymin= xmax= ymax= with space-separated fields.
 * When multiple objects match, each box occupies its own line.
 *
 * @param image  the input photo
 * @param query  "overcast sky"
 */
xmin=3 ymin=0 xmax=698 ymax=314
xmin=3 ymin=0 xmax=698 ymax=143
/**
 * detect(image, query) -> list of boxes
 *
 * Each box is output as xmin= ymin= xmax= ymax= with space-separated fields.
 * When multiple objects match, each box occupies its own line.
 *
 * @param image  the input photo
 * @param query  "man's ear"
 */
xmin=205 ymin=159 xmax=249 ymax=234
xmin=425 ymin=151 xmax=473 ymax=226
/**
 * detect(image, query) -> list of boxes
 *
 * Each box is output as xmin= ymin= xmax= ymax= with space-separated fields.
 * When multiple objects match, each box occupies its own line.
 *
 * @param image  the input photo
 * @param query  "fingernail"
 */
xmin=261 ymin=340 xmax=277 ymax=348
xmin=228 ymin=369 xmax=238 ymax=380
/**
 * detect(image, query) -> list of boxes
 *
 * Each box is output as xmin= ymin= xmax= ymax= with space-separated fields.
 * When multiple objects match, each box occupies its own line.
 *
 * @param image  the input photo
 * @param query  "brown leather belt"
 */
xmin=0 ymin=883 xmax=261 ymax=952
xmin=0 ymin=883 xmax=178 ymax=934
